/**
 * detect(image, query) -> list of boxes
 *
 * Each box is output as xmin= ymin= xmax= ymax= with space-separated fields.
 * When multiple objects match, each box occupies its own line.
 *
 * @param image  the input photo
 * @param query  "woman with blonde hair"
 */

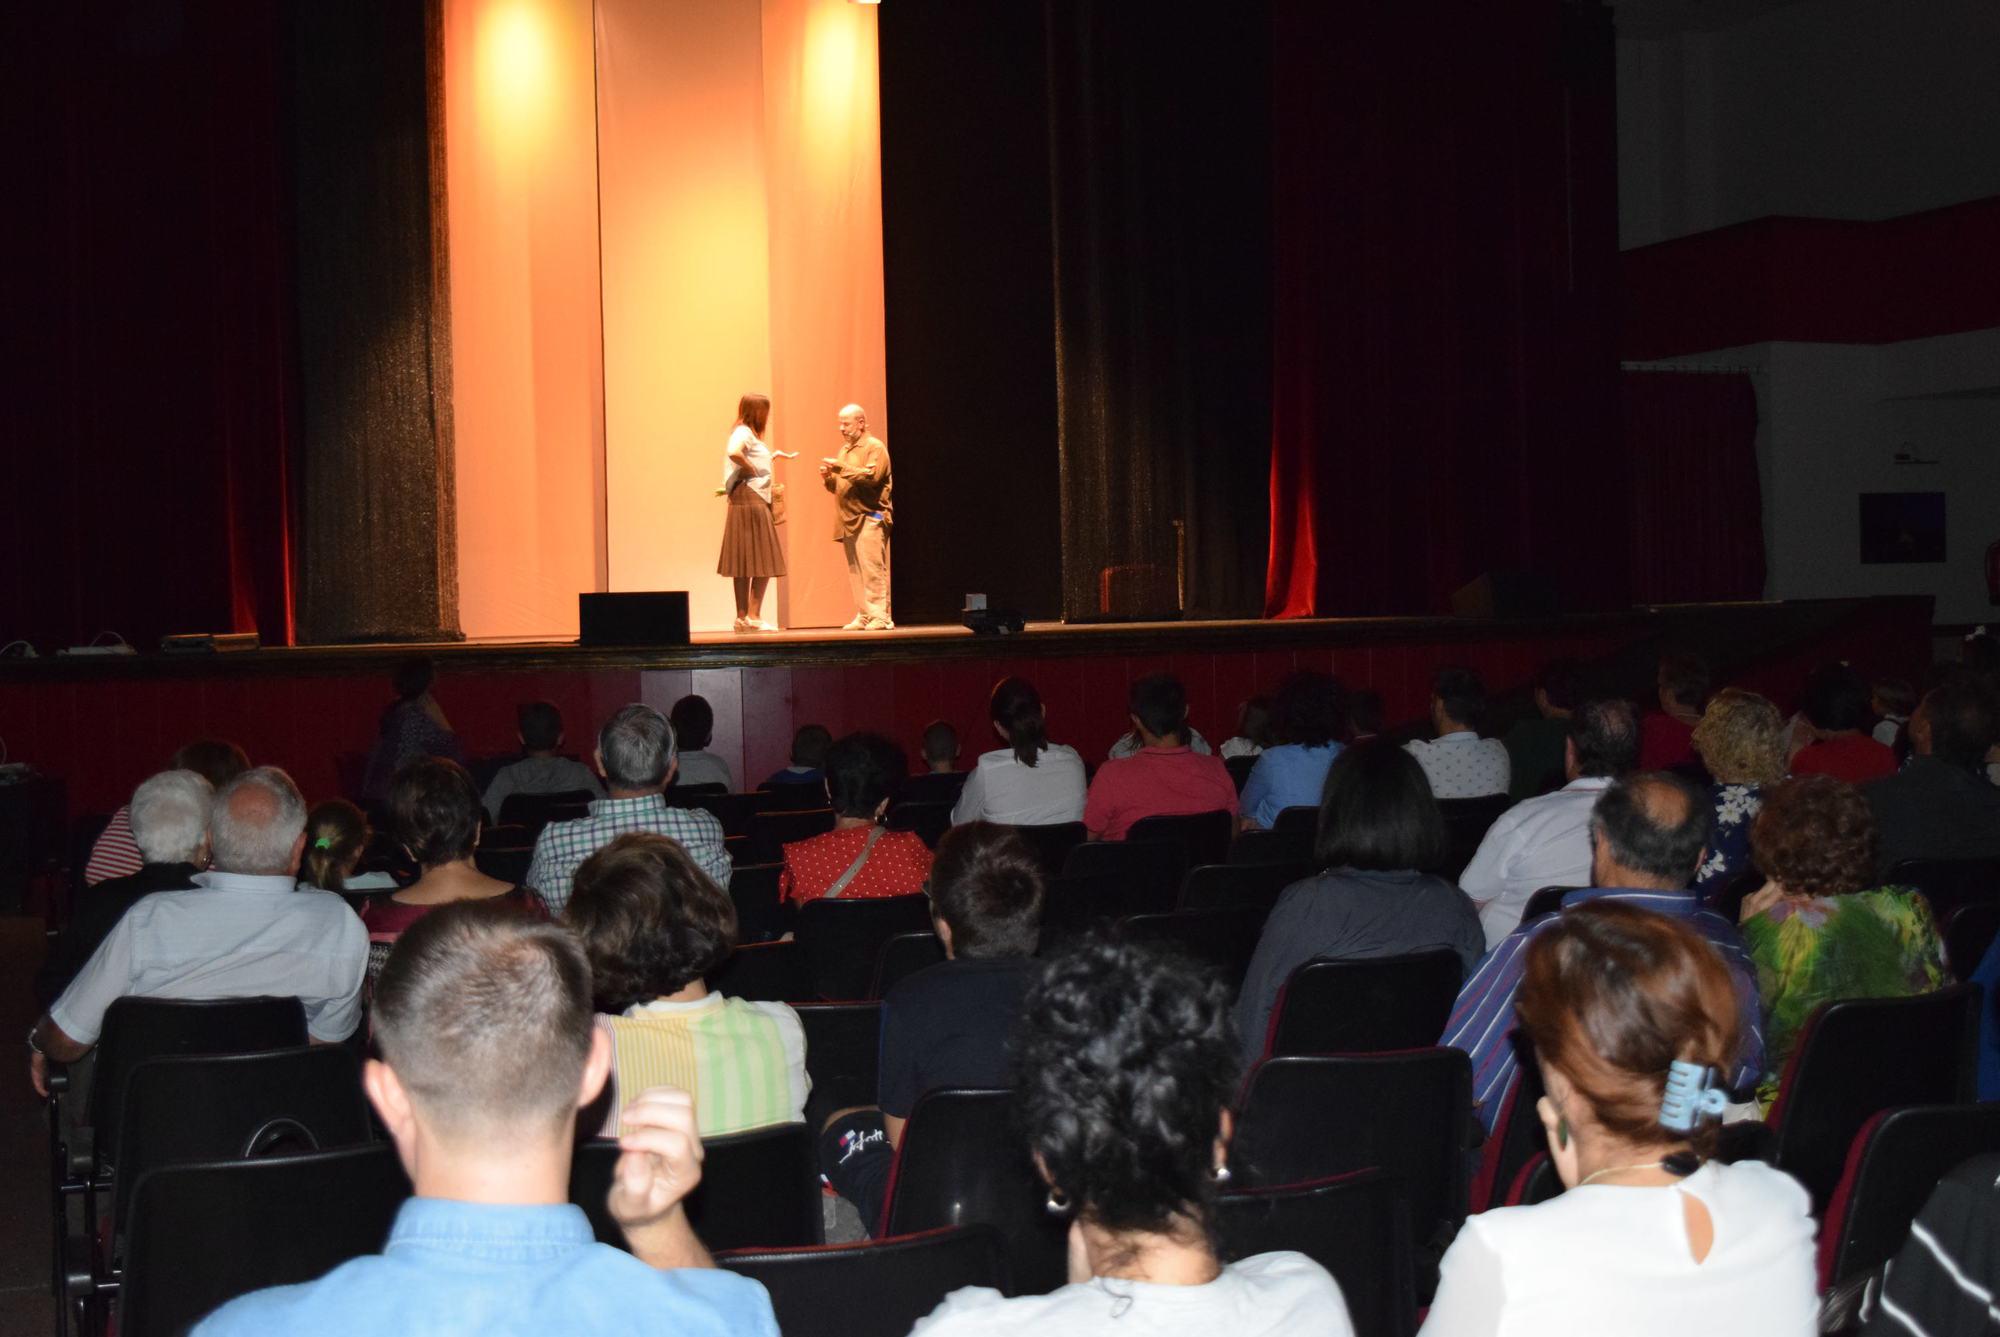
xmin=1688 ymin=688 xmax=1788 ymax=899
xmin=1423 ymin=902 xmax=1816 ymax=1334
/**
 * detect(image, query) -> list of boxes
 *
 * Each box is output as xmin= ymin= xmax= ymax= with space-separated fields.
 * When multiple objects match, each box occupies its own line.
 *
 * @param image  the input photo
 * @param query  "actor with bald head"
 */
xmin=820 ymin=403 xmax=893 ymax=630
xmin=29 ymin=767 xmax=369 ymax=1096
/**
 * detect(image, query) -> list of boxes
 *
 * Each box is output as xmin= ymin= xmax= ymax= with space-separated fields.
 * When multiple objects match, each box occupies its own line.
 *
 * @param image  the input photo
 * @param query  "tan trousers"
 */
xmin=841 ymin=520 xmax=892 ymax=625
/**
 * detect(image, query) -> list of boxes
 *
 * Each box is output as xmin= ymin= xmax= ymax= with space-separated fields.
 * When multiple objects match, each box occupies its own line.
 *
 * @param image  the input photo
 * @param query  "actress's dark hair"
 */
xmin=389 ymin=757 xmax=483 ymax=867
xmin=668 ymin=695 xmax=715 ymax=752
xmin=1315 ymin=740 xmax=1448 ymax=872
xmin=565 ymin=832 xmax=737 ymax=1011
xmin=736 ymin=393 xmax=771 ymax=437
xmin=1013 ymin=934 xmax=1237 ymax=1238
xmin=1273 ymin=670 xmax=1346 ymax=748
xmin=990 ymin=677 xmax=1049 ymax=767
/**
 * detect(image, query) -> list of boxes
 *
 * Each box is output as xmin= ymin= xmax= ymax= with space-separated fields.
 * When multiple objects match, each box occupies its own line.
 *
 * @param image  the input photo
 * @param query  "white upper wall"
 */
xmin=1618 ymin=0 xmax=2000 ymax=249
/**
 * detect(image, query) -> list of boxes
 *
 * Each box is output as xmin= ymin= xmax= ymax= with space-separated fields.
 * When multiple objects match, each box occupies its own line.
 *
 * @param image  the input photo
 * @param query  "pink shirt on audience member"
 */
xmin=1082 ymin=747 xmax=1238 ymax=841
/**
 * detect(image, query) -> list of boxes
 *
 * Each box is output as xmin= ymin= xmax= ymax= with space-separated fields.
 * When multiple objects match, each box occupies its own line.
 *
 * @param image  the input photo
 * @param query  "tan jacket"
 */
xmin=823 ymin=434 xmax=891 ymax=539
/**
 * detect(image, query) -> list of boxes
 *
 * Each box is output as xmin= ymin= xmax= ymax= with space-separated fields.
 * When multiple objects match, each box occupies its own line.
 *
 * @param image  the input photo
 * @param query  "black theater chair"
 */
xmin=1127 ymin=808 xmax=1235 ymax=871
xmin=1436 ymin=794 xmax=1511 ymax=881
xmin=688 ymin=791 xmax=775 ymax=840
xmin=1816 ymin=1102 xmax=2000 ymax=1293
xmin=870 ymin=931 xmax=947 ymax=999
xmin=727 ymin=861 xmax=788 ymax=943
xmin=1230 ymin=826 xmax=1313 ymax=867
xmin=1263 ymin=949 xmax=1463 ymax=1058
xmin=1944 ymin=900 xmax=2000 ymax=979
xmin=1059 ymin=839 xmax=1186 ymax=917
xmin=1217 ymin=1171 xmax=1417 ymax=1337
xmin=1118 ymin=906 xmax=1269 ymax=996
xmin=708 ymin=940 xmax=813 ymax=1003
xmin=496 ymin=788 xmax=596 ymax=834
xmin=1886 ymin=857 xmax=2000 ymax=925
xmin=119 ymin=1142 xmax=411 ymax=1337
xmin=760 ymin=781 xmax=832 ymax=812
xmin=1518 ymin=884 xmax=1576 ymax=925
xmin=896 ymin=771 xmax=970 ymax=807
xmin=989 ymin=822 xmax=1086 ymax=880
xmin=883 ymin=1089 xmax=1066 ymax=1296
xmin=796 ymin=895 xmax=934 ymax=1000
xmin=885 ymin=800 xmax=954 ymax=850
xmin=571 ymin=1122 xmax=821 ymax=1253
xmin=1272 ymin=805 xmax=1318 ymax=837
xmin=796 ymin=1001 xmax=883 ymax=1132
xmin=1177 ymin=860 xmax=1309 ymax=913
xmin=749 ymin=808 xmax=837 ymax=864
xmin=718 ymin=1225 xmax=1011 ymax=1337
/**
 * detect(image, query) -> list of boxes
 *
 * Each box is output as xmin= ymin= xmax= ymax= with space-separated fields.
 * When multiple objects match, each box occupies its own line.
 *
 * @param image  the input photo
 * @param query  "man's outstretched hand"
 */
xmin=607 ymin=1086 xmax=714 ymax=1271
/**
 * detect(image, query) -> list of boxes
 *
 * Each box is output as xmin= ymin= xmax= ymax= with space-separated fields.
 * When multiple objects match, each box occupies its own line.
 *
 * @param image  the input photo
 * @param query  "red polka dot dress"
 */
xmin=779 ymin=825 xmax=935 ymax=905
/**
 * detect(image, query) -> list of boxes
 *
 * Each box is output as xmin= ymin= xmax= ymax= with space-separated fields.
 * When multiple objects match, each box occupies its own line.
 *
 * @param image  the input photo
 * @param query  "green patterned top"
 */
xmin=1742 ymin=886 xmax=1947 ymax=1109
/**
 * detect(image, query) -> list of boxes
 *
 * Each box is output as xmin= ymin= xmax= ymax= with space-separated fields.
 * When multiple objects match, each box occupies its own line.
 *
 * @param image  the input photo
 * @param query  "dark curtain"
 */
xmin=0 ymin=1 xmax=297 ymax=648
xmin=1266 ymin=0 xmax=1621 ymax=617
xmin=878 ymin=0 xmax=1063 ymax=625
xmin=1044 ymin=2 xmax=1272 ymax=621
xmin=287 ymin=1 xmax=459 ymax=643
xmin=1623 ymin=371 xmax=1765 ymax=604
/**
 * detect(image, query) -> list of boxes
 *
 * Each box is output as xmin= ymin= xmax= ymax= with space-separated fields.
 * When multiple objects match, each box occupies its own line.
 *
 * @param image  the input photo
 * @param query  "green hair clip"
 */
xmin=313 ymin=836 xmax=335 ymax=850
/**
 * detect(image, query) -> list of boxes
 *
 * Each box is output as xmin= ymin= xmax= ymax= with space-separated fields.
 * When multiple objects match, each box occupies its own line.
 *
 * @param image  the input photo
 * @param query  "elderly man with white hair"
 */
xmin=29 ymin=767 xmax=368 ymax=1097
xmin=35 ymin=770 xmax=215 ymax=1008
xmin=819 ymin=402 xmax=893 ymax=630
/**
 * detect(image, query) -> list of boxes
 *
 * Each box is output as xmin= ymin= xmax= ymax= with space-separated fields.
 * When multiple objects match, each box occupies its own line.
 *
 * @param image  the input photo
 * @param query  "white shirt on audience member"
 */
xmin=950 ymin=744 xmax=1088 ymax=827
xmin=48 ymin=871 xmax=369 ymax=1044
xmin=1420 ymin=1160 xmax=1816 ymax=1336
xmin=1404 ymin=731 xmax=1511 ymax=799
xmin=912 ymin=1251 xmax=1351 ymax=1336
xmin=674 ymin=749 xmax=736 ymax=791
xmin=1461 ymin=776 xmax=1613 ymax=951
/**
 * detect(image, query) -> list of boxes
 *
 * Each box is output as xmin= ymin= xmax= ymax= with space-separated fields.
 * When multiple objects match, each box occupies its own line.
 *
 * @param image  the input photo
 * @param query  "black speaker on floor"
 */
xmin=578 ymin=593 xmax=691 ymax=647
xmin=1451 ymin=571 xmax=1558 ymax=621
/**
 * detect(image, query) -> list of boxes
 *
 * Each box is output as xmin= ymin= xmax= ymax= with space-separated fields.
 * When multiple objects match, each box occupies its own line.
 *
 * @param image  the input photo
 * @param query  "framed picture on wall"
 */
xmin=1859 ymin=492 xmax=1946 ymax=564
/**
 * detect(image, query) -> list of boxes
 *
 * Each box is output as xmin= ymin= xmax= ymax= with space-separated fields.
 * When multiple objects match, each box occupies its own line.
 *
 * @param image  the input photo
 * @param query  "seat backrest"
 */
xmin=120 ymin=1142 xmax=410 ymax=1337
xmin=690 ymin=791 xmax=775 ymax=839
xmin=1819 ymin=1102 xmax=2000 ymax=1289
xmin=728 ymin=861 xmax=787 ymax=943
xmin=871 ymin=931 xmax=947 ymax=999
xmin=885 ymin=800 xmax=955 ymax=849
xmin=1039 ymin=871 xmax=1123 ymax=939
xmin=751 ymin=807 xmax=837 ymax=863
xmin=1518 ymin=885 xmax=1574 ymax=924
xmin=1272 ymin=805 xmax=1319 ymax=836
xmin=664 ymin=781 xmax=729 ymax=803
xmin=1470 ymin=1044 xmax=1547 ymax=1215
xmin=571 ymin=1122 xmax=821 ymax=1253
xmin=1769 ymin=984 xmax=1981 ymax=1216
xmin=991 ymin=822 xmax=1086 ymax=879
xmin=1216 ymin=1170 xmax=1416 ymax=1337
xmin=797 ymin=894 xmax=935 ymax=999
xmin=1945 ymin=901 xmax=2000 ymax=980
xmin=1225 ymin=754 xmax=1258 ymax=793
xmin=1436 ymin=794 xmax=1512 ymax=881
xmin=760 ymin=781 xmax=833 ymax=812
xmin=474 ymin=845 xmax=532 ymax=884
xmin=1118 ymin=907 xmax=1269 ymax=995
xmin=1177 ymin=860 xmax=1309 ymax=913
xmin=718 ymin=1225 xmax=1012 ymax=1337
xmin=896 ymin=771 xmax=971 ymax=806
xmin=1127 ymin=809 xmax=1236 ymax=870
xmin=496 ymin=788 xmax=597 ymax=833
xmin=708 ymin=939 xmax=813 ymax=1003
xmin=1266 ymin=949 xmax=1464 ymax=1058
xmin=1233 ymin=1051 xmax=1473 ymax=1275
xmin=884 ymin=1088 xmax=1067 ymax=1295
xmin=797 ymin=1001 xmax=884 ymax=1132
xmin=92 ymin=996 xmax=308 ymax=1154
xmin=114 ymin=1045 xmax=371 ymax=1227
xmin=1059 ymin=839 xmax=1186 ymax=916
xmin=1229 ymin=827 xmax=1314 ymax=867
xmin=1888 ymin=857 xmax=2000 ymax=924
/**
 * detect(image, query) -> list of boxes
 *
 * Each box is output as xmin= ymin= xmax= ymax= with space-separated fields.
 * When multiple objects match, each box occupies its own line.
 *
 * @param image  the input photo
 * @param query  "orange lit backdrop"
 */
xmin=446 ymin=0 xmax=885 ymax=638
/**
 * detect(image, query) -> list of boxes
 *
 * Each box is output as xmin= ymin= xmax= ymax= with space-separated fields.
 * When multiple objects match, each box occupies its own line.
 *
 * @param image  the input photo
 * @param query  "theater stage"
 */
xmin=0 ymin=597 xmax=1934 ymax=826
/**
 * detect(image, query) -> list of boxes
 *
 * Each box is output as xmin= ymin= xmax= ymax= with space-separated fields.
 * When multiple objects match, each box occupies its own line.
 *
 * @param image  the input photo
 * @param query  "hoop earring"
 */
xmin=1045 ymin=1188 xmax=1070 ymax=1217
xmin=1210 ymin=1163 xmax=1232 ymax=1185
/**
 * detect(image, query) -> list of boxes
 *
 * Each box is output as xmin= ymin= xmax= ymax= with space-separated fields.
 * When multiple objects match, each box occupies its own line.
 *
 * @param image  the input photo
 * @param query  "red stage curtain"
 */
xmin=0 ymin=3 xmax=296 ymax=649
xmin=1623 ymin=372 xmax=1766 ymax=605
xmin=1265 ymin=1 xmax=1620 ymax=618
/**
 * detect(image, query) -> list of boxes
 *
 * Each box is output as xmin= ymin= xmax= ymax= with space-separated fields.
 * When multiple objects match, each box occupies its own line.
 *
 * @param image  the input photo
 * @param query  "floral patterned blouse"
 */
xmin=1694 ymin=782 xmax=1762 ymax=901
xmin=1741 ymin=886 xmax=1947 ymax=1108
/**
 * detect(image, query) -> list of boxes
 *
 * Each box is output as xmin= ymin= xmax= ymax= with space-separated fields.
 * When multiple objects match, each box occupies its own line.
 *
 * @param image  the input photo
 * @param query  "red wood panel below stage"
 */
xmin=0 ymin=598 xmax=1933 ymax=823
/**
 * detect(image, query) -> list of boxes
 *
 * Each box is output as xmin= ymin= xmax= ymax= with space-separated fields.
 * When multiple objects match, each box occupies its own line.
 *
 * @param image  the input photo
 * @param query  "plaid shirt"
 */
xmin=526 ymin=793 xmax=731 ymax=916
xmin=1441 ymin=887 xmax=1764 ymax=1133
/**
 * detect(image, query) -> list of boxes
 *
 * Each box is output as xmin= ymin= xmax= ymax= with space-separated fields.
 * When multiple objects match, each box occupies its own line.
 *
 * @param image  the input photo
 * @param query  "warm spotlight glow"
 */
xmin=478 ymin=0 xmax=553 ymax=155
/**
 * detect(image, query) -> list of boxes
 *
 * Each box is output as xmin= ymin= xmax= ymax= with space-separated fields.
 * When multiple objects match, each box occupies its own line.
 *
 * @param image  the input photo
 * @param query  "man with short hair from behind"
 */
xmin=36 ymin=770 xmax=213 ymax=1008
xmin=482 ymin=700 xmax=605 ymax=823
xmin=29 ymin=768 xmax=368 ymax=1095
xmin=1404 ymin=665 xmax=1510 ymax=798
xmin=1083 ymin=673 xmax=1238 ymax=840
xmin=1461 ymin=697 xmax=1641 ymax=950
xmin=1442 ymin=772 xmax=1763 ymax=1133
xmin=1863 ymin=676 xmax=2000 ymax=876
xmin=819 ymin=822 xmax=1046 ymax=1229
xmin=194 ymin=904 xmax=777 ymax=1335
xmin=526 ymin=704 xmax=731 ymax=917
xmin=921 ymin=720 xmax=960 ymax=774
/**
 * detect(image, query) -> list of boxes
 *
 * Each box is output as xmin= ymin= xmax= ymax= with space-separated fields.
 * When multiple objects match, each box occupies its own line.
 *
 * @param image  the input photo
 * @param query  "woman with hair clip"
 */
xmin=297 ymin=799 xmax=397 ymax=896
xmin=1422 ymin=902 xmax=1816 ymax=1334
xmin=716 ymin=392 xmax=797 ymax=633
xmin=912 ymin=935 xmax=1353 ymax=1334
xmin=949 ymin=676 xmax=1088 ymax=827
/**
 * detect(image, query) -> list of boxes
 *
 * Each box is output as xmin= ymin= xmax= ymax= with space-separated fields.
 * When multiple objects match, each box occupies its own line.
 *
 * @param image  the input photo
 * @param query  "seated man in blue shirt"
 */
xmin=197 ymin=904 xmax=776 ymax=1336
xmin=1441 ymin=771 xmax=1763 ymax=1135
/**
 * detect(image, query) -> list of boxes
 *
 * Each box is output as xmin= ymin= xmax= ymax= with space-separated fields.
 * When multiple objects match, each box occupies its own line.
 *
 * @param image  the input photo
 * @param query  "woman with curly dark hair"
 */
xmin=1738 ymin=775 xmax=1945 ymax=1108
xmin=912 ymin=936 xmax=1352 ymax=1334
xmin=565 ymin=832 xmax=806 ymax=1138
xmin=1425 ymin=902 xmax=1816 ymax=1332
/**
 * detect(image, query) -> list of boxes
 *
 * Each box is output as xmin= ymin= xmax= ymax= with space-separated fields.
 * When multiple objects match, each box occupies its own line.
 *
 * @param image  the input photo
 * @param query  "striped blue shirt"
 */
xmin=1440 ymin=888 xmax=1764 ymax=1133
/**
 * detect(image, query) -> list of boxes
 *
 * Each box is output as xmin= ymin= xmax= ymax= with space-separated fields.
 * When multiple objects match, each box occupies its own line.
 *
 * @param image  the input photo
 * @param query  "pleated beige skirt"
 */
xmin=718 ymin=487 xmax=786 ymax=577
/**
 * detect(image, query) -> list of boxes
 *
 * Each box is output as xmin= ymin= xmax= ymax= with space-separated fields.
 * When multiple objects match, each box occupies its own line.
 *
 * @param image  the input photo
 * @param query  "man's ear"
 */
xmin=593 ymin=746 xmax=607 ymax=780
xmin=1215 ymin=1106 xmax=1235 ymax=1157
xmin=578 ymin=1025 xmax=612 ymax=1110
xmin=663 ymin=758 xmax=678 ymax=789
xmin=934 ymin=916 xmax=956 ymax=960
xmin=286 ymin=830 xmax=308 ymax=876
xmin=365 ymin=1058 xmax=416 ymax=1145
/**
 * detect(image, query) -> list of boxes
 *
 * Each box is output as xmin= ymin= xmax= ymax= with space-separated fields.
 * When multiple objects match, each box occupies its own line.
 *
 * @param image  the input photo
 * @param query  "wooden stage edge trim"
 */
xmin=0 ymin=598 xmax=1929 ymax=681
